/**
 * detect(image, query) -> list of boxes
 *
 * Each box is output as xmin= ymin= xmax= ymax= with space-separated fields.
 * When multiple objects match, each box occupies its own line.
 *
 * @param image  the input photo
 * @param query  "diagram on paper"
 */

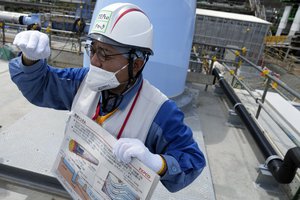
xmin=102 ymin=171 xmax=140 ymax=200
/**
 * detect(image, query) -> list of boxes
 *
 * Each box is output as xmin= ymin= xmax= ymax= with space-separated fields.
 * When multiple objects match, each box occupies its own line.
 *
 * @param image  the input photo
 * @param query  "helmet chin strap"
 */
xmin=101 ymin=90 xmax=123 ymax=113
xmin=101 ymin=50 xmax=149 ymax=114
xmin=119 ymin=49 xmax=138 ymax=93
xmin=135 ymin=52 xmax=150 ymax=78
xmin=127 ymin=49 xmax=150 ymax=85
xmin=127 ymin=49 xmax=136 ymax=85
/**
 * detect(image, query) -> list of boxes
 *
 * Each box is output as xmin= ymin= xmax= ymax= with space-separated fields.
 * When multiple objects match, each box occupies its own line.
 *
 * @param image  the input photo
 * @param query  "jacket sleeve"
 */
xmin=9 ymin=56 xmax=88 ymax=110
xmin=145 ymin=99 xmax=206 ymax=192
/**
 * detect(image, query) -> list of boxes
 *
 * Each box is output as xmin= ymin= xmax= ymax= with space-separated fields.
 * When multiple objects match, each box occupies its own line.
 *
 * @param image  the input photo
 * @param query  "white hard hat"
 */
xmin=88 ymin=3 xmax=153 ymax=55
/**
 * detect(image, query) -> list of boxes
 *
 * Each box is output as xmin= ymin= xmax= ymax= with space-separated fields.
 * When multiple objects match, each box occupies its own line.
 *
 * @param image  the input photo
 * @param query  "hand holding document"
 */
xmin=53 ymin=112 xmax=159 ymax=200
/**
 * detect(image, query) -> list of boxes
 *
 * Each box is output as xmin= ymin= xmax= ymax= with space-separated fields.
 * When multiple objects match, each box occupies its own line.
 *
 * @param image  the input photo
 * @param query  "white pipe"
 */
xmin=276 ymin=6 xmax=292 ymax=36
xmin=289 ymin=5 xmax=300 ymax=36
xmin=0 ymin=11 xmax=28 ymax=23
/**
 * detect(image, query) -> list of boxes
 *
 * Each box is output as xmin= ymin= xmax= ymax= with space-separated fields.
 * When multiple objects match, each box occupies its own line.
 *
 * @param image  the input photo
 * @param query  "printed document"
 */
xmin=53 ymin=112 xmax=159 ymax=200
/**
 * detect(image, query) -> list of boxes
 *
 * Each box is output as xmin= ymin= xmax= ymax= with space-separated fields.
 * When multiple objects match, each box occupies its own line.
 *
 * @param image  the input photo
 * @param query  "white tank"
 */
xmin=84 ymin=0 xmax=196 ymax=97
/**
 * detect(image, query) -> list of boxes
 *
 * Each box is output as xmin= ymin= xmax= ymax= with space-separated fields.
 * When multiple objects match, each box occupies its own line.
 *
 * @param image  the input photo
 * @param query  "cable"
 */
xmin=49 ymin=34 xmax=73 ymax=61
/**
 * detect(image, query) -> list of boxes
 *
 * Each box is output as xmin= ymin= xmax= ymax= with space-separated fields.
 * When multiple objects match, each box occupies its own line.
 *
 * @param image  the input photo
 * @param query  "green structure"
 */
xmin=0 ymin=45 xmax=15 ymax=60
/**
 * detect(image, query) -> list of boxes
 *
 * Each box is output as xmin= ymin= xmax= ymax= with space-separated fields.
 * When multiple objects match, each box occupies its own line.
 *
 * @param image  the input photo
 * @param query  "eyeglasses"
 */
xmin=85 ymin=43 xmax=130 ymax=62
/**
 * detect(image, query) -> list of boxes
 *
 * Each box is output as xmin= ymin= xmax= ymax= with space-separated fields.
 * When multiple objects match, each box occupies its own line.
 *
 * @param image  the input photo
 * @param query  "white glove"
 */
xmin=13 ymin=30 xmax=50 ymax=61
xmin=113 ymin=138 xmax=164 ymax=174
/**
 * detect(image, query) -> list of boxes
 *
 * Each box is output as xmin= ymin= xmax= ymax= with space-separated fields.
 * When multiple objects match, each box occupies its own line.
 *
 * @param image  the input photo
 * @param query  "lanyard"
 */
xmin=92 ymin=80 xmax=144 ymax=139
xmin=117 ymin=80 xmax=143 ymax=139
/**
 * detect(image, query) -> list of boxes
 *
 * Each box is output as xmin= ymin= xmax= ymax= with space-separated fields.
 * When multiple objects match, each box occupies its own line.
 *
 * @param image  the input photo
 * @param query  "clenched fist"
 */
xmin=13 ymin=30 xmax=50 ymax=61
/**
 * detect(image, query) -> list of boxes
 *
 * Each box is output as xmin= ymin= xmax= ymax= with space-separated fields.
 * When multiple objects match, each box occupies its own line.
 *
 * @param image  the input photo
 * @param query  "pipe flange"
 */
xmin=265 ymin=155 xmax=283 ymax=166
xmin=233 ymin=102 xmax=242 ymax=110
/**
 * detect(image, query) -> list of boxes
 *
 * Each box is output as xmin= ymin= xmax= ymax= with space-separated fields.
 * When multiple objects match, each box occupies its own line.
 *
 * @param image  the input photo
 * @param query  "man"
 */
xmin=9 ymin=3 xmax=205 ymax=193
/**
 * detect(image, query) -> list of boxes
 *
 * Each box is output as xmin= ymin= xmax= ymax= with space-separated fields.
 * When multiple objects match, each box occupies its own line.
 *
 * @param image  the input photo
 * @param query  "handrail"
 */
xmin=264 ymin=46 xmax=300 ymax=62
xmin=212 ymin=67 xmax=300 ymax=184
xmin=221 ymin=62 xmax=300 ymax=147
xmin=229 ymin=49 xmax=300 ymax=100
xmin=191 ymin=44 xmax=300 ymax=143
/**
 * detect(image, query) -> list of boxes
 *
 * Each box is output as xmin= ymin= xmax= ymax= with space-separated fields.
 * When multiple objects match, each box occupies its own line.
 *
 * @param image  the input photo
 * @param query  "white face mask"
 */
xmin=85 ymin=64 xmax=128 ymax=92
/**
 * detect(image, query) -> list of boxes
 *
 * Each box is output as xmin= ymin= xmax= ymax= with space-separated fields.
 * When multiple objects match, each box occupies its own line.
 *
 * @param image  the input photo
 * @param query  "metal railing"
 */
xmin=264 ymin=45 xmax=300 ymax=72
xmin=190 ymin=43 xmax=300 ymax=148
xmin=221 ymin=61 xmax=300 ymax=147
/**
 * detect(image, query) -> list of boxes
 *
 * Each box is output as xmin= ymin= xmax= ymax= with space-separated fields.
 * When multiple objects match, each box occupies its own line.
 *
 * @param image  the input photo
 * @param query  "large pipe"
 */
xmin=0 ymin=11 xmax=89 ymax=33
xmin=212 ymin=67 xmax=300 ymax=184
xmin=0 ymin=11 xmax=40 ymax=25
xmin=289 ymin=5 xmax=300 ymax=36
xmin=276 ymin=6 xmax=292 ymax=36
xmin=0 ymin=11 xmax=28 ymax=24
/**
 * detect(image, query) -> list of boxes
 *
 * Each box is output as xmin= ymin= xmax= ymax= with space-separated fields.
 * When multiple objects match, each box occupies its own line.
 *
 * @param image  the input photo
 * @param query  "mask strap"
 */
xmin=113 ymin=63 xmax=129 ymax=77
xmin=101 ymin=51 xmax=149 ymax=112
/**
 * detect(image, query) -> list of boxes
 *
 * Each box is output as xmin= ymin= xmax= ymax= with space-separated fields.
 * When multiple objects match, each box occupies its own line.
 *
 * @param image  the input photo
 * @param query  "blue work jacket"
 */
xmin=9 ymin=56 xmax=206 ymax=192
